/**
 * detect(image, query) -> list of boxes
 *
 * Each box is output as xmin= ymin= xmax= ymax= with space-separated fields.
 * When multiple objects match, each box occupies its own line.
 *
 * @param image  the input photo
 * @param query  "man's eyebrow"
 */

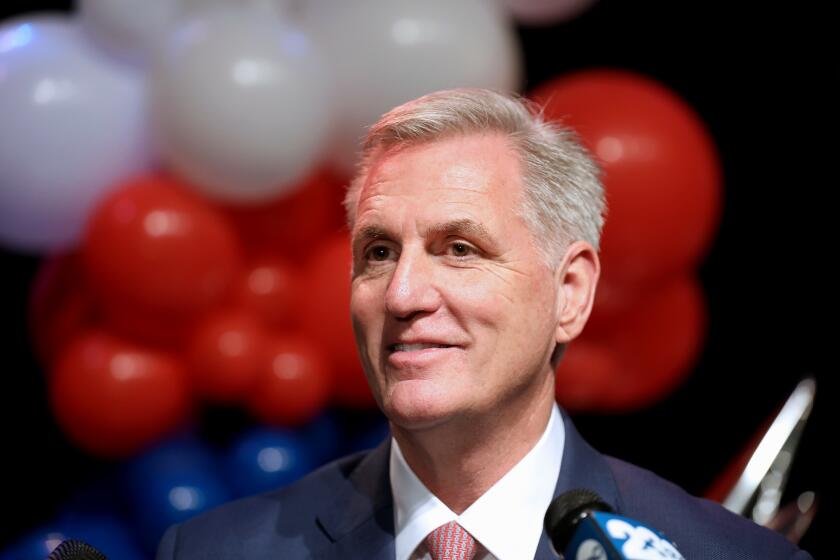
xmin=423 ymin=219 xmax=494 ymax=243
xmin=352 ymin=219 xmax=495 ymax=246
xmin=353 ymin=225 xmax=391 ymax=245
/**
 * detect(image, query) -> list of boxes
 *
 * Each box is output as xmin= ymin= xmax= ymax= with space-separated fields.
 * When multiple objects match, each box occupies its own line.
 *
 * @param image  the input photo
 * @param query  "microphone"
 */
xmin=47 ymin=540 xmax=108 ymax=560
xmin=544 ymin=489 xmax=685 ymax=559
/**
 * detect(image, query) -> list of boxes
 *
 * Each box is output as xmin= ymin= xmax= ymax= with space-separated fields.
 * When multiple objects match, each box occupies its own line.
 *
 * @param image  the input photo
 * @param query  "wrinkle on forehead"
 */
xmin=359 ymin=133 xmax=516 ymax=202
xmin=440 ymin=163 xmax=490 ymax=192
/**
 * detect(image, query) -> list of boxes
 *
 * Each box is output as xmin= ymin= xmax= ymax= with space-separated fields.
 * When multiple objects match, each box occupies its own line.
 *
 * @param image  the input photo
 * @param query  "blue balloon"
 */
xmin=225 ymin=427 xmax=314 ymax=498
xmin=124 ymin=436 xmax=231 ymax=551
xmin=0 ymin=516 xmax=144 ymax=560
xmin=299 ymin=411 xmax=342 ymax=466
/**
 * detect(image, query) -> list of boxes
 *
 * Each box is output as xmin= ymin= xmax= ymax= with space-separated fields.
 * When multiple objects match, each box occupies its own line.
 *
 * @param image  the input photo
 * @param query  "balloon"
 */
xmin=80 ymin=0 xmax=178 ymax=66
xmin=298 ymin=412 xmax=342 ymax=465
xmin=0 ymin=16 xmax=152 ymax=252
xmin=557 ymin=276 xmax=707 ymax=412
xmin=225 ymin=427 xmax=313 ymax=498
xmin=95 ymin=297 xmax=197 ymax=348
xmin=124 ymin=436 xmax=230 ymax=550
xmin=83 ymin=174 xmax=242 ymax=318
xmin=49 ymin=330 xmax=191 ymax=457
xmin=220 ymin=167 xmax=347 ymax=260
xmin=187 ymin=309 xmax=266 ymax=403
xmin=531 ymin=70 xmax=722 ymax=289
xmin=603 ymin=277 xmax=707 ymax=409
xmin=126 ymin=432 xmax=219 ymax=475
xmin=554 ymin=338 xmax=623 ymax=411
xmin=236 ymin=257 xmax=301 ymax=329
xmin=301 ymin=0 xmax=522 ymax=172
xmin=28 ymin=252 xmax=98 ymax=367
xmin=151 ymin=5 xmax=332 ymax=202
xmin=178 ymin=0 xmax=295 ymax=19
xmin=300 ymin=234 xmax=376 ymax=408
xmin=247 ymin=334 xmax=332 ymax=426
xmin=585 ymin=270 xmax=643 ymax=336
xmin=1 ymin=517 xmax=144 ymax=560
xmin=501 ymin=0 xmax=598 ymax=25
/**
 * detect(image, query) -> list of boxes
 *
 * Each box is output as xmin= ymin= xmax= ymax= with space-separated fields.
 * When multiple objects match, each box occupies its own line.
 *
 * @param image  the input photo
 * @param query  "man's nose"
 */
xmin=384 ymin=247 xmax=441 ymax=319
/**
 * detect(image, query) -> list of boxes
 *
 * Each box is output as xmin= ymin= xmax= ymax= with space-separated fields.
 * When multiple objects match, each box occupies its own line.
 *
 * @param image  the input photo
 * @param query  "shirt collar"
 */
xmin=390 ymin=404 xmax=565 ymax=560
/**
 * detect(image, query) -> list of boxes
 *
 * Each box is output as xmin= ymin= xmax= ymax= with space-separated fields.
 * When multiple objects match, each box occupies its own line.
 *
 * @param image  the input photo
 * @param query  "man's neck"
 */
xmin=390 ymin=378 xmax=555 ymax=514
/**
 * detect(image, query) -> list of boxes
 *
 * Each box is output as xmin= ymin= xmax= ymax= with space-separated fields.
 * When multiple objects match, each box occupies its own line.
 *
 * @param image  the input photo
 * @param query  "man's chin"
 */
xmin=381 ymin=381 xmax=458 ymax=431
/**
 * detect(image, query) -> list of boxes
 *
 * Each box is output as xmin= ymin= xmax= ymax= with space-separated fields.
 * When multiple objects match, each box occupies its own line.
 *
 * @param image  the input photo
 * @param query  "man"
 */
xmin=157 ymin=89 xmax=813 ymax=559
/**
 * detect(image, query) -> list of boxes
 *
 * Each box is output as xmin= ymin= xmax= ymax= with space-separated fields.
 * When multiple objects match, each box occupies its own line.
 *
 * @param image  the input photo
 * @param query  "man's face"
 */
xmin=350 ymin=133 xmax=562 ymax=430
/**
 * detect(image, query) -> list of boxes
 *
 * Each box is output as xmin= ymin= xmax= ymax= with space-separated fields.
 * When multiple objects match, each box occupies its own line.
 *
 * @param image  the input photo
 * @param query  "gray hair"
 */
xmin=343 ymin=88 xmax=606 ymax=265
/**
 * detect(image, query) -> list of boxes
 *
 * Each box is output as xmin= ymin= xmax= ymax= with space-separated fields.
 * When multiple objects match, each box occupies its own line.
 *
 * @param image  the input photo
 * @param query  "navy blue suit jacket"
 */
xmin=157 ymin=411 xmax=813 ymax=559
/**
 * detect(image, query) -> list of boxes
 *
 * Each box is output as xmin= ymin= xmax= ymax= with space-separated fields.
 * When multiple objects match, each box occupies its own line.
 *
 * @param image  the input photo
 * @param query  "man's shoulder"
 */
xmin=603 ymin=455 xmax=812 ymax=559
xmin=156 ymin=450 xmax=372 ymax=560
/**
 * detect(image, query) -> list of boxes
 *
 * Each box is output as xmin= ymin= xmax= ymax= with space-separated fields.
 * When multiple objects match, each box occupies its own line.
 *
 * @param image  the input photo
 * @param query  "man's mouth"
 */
xmin=388 ymin=343 xmax=452 ymax=352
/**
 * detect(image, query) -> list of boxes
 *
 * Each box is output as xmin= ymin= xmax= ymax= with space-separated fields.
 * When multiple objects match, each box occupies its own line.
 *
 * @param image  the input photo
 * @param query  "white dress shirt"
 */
xmin=390 ymin=403 xmax=565 ymax=560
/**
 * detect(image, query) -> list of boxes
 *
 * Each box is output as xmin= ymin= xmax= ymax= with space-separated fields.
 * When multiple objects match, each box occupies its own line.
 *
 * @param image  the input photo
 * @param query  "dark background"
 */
xmin=1 ymin=0 xmax=832 ymax=556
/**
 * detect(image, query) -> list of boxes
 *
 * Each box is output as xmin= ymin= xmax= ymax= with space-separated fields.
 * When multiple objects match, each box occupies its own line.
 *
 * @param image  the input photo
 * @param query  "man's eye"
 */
xmin=367 ymin=245 xmax=393 ymax=261
xmin=449 ymin=242 xmax=475 ymax=258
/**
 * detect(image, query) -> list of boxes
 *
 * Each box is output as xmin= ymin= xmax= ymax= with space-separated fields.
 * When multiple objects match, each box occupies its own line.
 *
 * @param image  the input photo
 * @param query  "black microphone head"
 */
xmin=47 ymin=539 xmax=108 ymax=560
xmin=544 ymin=489 xmax=614 ymax=554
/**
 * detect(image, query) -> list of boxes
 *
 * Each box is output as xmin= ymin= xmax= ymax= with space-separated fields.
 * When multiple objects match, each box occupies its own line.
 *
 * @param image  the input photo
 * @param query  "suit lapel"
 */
xmin=311 ymin=411 xmax=620 ymax=560
xmin=534 ymin=410 xmax=623 ymax=560
xmin=314 ymin=439 xmax=396 ymax=560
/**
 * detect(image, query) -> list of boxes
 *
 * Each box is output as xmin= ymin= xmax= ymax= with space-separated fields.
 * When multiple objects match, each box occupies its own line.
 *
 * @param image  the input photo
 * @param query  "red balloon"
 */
xmin=186 ymin=309 xmax=267 ymax=403
xmin=585 ymin=272 xmax=643 ymax=336
xmin=222 ymin=167 xmax=348 ymax=261
xmin=236 ymin=257 xmax=301 ymax=329
xmin=604 ymin=276 xmax=707 ymax=409
xmin=247 ymin=334 xmax=332 ymax=426
xmin=95 ymin=298 xmax=197 ymax=349
xmin=555 ymin=338 xmax=623 ymax=411
xmin=28 ymin=253 xmax=99 ymax=367
xmin=50 ymin=330 xmax=192 ymax=457
xmin=83 ymin=174 xmax=242 ymax=319
xmin=299 ymin=233 xmax=376 ymax=408
xmin=531 ymin=70 xmax=722 ymax=290
xmin=557 ymin=276 xmax=707 ymax=412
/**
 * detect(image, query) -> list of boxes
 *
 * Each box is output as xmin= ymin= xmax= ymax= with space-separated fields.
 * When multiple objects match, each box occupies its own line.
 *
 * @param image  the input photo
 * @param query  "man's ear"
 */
xmin=554 ymin=240 xmax=600 ymax=344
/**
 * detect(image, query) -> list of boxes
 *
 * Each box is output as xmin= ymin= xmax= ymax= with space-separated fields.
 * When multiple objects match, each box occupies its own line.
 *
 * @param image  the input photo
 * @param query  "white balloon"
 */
xmin=301 ymin=0 xmax=523 ymax=173
xmin=500 ymin=0 xmax=598 ymax=25
xmin=179 ymin=0 xmax=295 ymax=18
xmin=152 ymin=6 xmax=332 ymax=203
xmin=79 ymin=0 xmax=179 ymax=66
xmin=0 ymin=16 xmax=152 ymax=253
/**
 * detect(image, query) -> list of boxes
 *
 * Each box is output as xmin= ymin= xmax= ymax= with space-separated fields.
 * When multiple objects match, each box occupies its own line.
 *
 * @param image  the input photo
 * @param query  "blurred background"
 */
xmin=0 ymin=0 xmax=831 ymax=557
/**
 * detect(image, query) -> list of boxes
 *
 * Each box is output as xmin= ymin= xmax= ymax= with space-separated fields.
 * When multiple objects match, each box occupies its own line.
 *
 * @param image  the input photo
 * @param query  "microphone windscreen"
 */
xmin=47 ymin=539 xmax=108 ymax=560
xmin=544 ymin=488 xmax=613 ymax=552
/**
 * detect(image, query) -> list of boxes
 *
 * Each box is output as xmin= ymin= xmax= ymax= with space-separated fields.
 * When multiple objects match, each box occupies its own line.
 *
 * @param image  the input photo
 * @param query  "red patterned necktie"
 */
xmin=425 ymin=520 xmax=479 ymax=560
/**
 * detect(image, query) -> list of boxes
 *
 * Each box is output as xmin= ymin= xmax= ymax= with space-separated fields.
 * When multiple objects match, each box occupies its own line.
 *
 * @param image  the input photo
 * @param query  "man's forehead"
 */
xmin=369 ymin=152 xmax=489 ymax=192
xmin=359 ymin=133 xmax=520 ymax=197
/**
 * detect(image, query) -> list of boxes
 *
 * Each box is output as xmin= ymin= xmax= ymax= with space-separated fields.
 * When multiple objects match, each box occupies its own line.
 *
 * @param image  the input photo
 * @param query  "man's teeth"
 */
xmin=392 ymin=343 xmax=450 ymax=352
